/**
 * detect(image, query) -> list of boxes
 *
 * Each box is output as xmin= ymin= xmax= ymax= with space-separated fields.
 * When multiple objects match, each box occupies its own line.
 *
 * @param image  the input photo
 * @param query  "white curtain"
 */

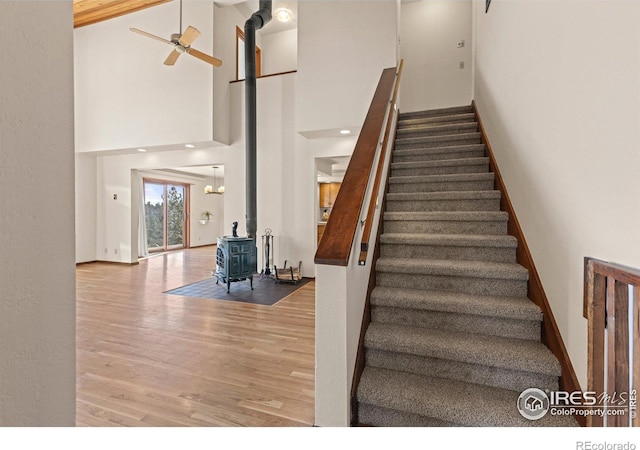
xmin=137 ymin=172 xmax=149 ymax=258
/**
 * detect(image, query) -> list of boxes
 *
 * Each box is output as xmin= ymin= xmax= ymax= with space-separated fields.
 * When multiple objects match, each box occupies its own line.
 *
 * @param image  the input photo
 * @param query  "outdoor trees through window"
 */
xmin=144 ymin=180 xmax=189 ymax=252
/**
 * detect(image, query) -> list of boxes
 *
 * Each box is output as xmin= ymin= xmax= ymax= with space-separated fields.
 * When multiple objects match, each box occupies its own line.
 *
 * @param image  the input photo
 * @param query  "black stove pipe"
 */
xmin=244 ymin=0 xmax=272 ymax=241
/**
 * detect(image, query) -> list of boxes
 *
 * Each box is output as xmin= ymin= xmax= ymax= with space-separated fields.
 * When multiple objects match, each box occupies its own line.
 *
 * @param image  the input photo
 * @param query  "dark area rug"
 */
xmin=165 ymin=275 xmax=312 ymax=306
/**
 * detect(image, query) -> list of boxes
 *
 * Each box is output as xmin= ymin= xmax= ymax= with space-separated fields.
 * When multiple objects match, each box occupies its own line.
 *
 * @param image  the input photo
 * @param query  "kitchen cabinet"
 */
xmin=317 ymin=223 xmax=326 ymax=246
xmin=319 ymin=182 xmax=342 ymax=208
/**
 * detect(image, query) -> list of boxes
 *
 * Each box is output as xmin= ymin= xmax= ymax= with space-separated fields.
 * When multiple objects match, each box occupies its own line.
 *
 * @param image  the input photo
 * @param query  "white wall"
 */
xmin=190 ymin=176 xmax=225 ymax=246
xmin=76 ymin=154 xmax=97 ymax=263
xmin=297 ymin=0 xmax=398 ymax=132
xmin=0 ymin=1 xmax=76 ymax=426
xmin=74 ymin=0 xmax=214 ymax=152
xmin=96 ymin=145 xmax=243 ymax=263
xmin=93 ymin=67 xmax=365 ymax=279
xmin=78 ymin=1 xmax=399 ymax=274
xmin=473 ymin=0 xmax=640 ymax=389
xmin=212 ymin=3 xmax=263 ymax=144
xmin=400 ymin=0 xmax=472 ymax=112
xmin=261 ymin=28 xmax=297 ymax=75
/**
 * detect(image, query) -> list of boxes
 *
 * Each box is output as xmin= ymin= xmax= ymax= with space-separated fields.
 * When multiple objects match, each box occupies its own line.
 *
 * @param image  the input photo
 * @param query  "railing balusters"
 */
xmin=634 ymin=286 xmax=640 ymax=427
xmin=584 ymin=257 xmax=640 ymax=427
xmin=586 ymin=259 xmax=606 ymax=427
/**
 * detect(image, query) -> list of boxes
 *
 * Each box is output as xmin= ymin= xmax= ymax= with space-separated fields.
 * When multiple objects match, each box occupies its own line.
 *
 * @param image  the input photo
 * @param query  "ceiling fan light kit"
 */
xmin=130 ymin=0 xmax=221 ymax=67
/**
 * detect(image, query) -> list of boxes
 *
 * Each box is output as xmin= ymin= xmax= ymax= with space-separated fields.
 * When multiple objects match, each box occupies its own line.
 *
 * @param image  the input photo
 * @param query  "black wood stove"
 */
xmin=214 ymin=236 xmax=257 ymax=293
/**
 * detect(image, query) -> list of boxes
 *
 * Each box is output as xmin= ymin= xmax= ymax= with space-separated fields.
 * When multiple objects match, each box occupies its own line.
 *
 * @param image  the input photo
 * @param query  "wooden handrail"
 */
xmin=314 ymin=66 xmax=400 ymax=266
xmin=584 ymin=256 xmax=640 ymax=427
xmin=358 ymin=61 xmax=403 ymax=266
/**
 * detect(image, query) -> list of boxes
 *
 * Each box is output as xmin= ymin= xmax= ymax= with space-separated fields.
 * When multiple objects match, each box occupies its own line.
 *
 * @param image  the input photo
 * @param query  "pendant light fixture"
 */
xmin=204 ymin=166 xmax=224 ymax=195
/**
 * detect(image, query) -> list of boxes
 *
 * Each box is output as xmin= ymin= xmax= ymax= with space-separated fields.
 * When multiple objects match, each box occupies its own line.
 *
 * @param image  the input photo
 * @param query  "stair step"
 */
xmin=380 ymin=233 xmax=517 ymax=263
xmin=399 ymin=105 xmax=473 ymax=120
xmin=397 ymin=122 xmax=479 ymax=138
xmin=371 ymin=305 xmax=540 ymax=340
xmin=357 ymin=367 xmax=576 ymax=426
xmin=395 ymin=132 xmax=482 ymax=150
xmin=375 ymin=257 xmax=528 ymax=297
xmin=398 ymin=112 xmax=476 ymax=128
xmin=365 ymin=322 xmax=559 ymax=376
xmin=392 ymin=144 xmax=486 ymax=163
xmin=358 ymin=403 xmax=458 ymax=427
xmin=365 ymin=348 xmax=559 ymax=394
xmin=386 ymin=190 xmax=501 ymax=213
xmin=389 ymin=173 xmax=494 ymax=193
xmin=383 ymin=211 xmax=508 ymax=235
xmin=391 ymin=157 xmax=490 ymax=177
xmin=370 ymin=287 xmax=541 ymax=321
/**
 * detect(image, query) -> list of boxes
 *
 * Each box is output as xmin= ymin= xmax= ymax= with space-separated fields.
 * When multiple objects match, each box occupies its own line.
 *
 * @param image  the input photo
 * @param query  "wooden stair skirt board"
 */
xmin=350 ymin=103 xmax=583 ymax=427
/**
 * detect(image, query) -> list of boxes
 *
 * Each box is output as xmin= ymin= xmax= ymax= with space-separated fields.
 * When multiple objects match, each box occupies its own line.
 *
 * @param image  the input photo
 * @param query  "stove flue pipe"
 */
xmin=244 ymin=0 xmax=272 ymax=241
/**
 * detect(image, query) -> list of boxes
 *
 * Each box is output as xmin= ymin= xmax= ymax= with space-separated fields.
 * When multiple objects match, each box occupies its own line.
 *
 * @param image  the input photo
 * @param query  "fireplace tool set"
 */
xmin=260 ymin=228 xmax=302 ymax=284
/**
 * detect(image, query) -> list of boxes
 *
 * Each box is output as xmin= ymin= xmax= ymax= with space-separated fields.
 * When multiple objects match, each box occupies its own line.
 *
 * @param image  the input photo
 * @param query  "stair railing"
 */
xmin=313 ymin=62 xmax=403 ymax=427
xmin=584 ymin=257 xmax=640 ymax=427
xmin=315 ymin=61 xmax=403 ymax=267
xmin=357 ymin=60 xmax=403 ymax=266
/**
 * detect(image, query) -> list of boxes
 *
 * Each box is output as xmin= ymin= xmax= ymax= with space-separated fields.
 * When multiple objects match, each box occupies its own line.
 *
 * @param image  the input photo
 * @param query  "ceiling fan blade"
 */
xmin=179 ymin=26 xmax=201 ymax=47
xmin=130 ymin=28 xmax=172 ymax=45
xmin=164 ymin=50 xmax=181 ymax=66
xmin=186 ymin=48 xmax=222 ymax=67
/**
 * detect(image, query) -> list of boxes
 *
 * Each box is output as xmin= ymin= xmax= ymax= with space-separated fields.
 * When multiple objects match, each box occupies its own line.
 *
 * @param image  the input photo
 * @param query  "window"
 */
xmin=144 ymin=180 xmax=190 ymax=252
xmin=236 ymin=26 xmax=262 ymax=81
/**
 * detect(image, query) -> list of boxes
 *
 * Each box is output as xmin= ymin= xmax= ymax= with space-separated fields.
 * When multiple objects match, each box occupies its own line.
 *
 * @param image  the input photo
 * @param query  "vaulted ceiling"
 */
xmin=73 ymin=0 xmax=172 ymax=28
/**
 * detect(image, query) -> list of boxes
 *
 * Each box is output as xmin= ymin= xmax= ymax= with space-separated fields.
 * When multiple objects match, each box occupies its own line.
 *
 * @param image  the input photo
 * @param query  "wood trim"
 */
xmin=612 ymin=281 xmax=630 ymax=426
xmin=230 ymin=70 xmax=298 ymax=84
xmin=586 ymin=260 xmax=606 ymax=427
xmin=634 ymin=287 xmax=640 ymax=427
xmin=236 ymin=26 xmax=242 ymax=81
xmin=74 ymin=0 xmax=171 ymax=28
xmin=351 ymin=147 xmax=391 ymax=424
xmin=589 ymin=260 xmax=640 ymax=286
xmin=236 ymin=26 xmax=262 ymax=81
xmin=314 ymin=67 xmax=397 ymax=266
xmin=359 ymin=61 xmax=403 ymax=264
xmin=256 ymin=47 xmax=262 ymax=78
xmin=605 ymin=277 xmax=617 ymax=426
xmin=350 ymin=136 xmax=396 ymax=426
xmin=76 ymin=260 xmax=98 ymax=266
xmin=471 ymin=100 xmax=584 ymax=425
xmin=350 ymin=247 xmax=375 ymax=426
xmin=95 ymin=260 xmax=140 ymax=266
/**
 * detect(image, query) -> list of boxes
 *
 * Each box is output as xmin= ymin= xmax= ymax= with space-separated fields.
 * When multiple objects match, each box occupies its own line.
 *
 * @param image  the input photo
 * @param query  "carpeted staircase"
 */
xmin=356 ymin=105 xmax=576 ymax=427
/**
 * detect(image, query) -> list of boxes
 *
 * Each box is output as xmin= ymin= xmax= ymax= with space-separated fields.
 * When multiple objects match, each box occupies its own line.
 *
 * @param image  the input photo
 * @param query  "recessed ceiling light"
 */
xmin=137 ymin=148 xmax=147 ymax=152
xmin=340 ymin=129 xmax=351 ymax=135
xmin=185 ymin=144 xmax=195 ymax=148
xmin=275 ymin=8 xmax=292 ymax=23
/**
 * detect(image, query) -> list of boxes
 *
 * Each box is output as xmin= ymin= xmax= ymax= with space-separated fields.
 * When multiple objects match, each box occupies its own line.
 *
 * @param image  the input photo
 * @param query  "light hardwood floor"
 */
xmin=76 ymin=246 xmax=315 ymax=427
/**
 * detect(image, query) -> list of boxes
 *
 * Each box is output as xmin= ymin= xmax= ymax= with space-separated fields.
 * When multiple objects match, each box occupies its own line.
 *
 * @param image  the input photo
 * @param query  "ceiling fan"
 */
xmin=130 ymin=0 xmax=222 ymax=67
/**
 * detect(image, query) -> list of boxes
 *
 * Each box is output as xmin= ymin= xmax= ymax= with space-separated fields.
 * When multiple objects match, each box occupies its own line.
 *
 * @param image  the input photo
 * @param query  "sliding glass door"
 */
xmin=144 ymin=180 xmax=189 ymax=252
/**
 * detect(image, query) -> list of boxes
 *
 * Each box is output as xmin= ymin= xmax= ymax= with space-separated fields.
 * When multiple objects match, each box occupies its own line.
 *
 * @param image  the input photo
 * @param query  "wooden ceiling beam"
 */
xmin=73 ymin=0 xmax=172 ymax=29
